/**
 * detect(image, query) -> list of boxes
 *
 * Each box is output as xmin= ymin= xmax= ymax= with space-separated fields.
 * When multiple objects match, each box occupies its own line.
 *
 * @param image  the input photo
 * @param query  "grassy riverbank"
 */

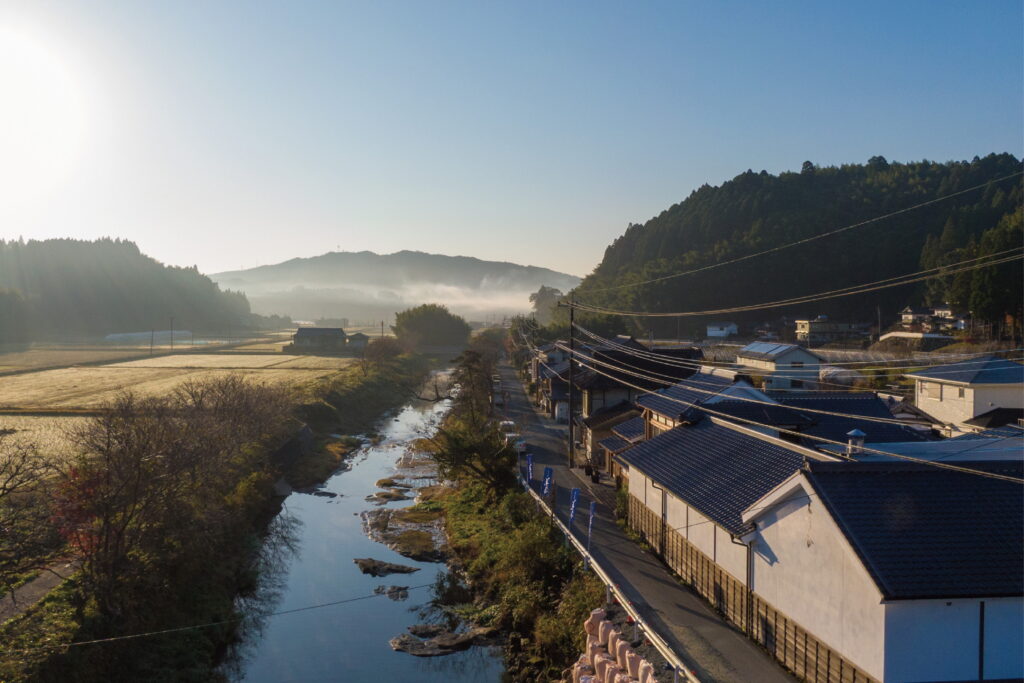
xmin=0 ymin=353 xmax=431 ymax=682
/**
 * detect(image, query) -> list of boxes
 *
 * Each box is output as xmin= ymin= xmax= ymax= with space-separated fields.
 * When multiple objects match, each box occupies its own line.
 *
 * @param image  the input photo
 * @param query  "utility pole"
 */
xmin=381 ymin=320 xmax=385 ymax=338
xmin=877 ymin=306 xmax=882 ymax=342
xmin=567 ymin=295 xmax=575 ymax=468
xmin=170 ymin=317 xmax=174 ymax=351
xmin=150 ymin=329 xmax=154 ymax=356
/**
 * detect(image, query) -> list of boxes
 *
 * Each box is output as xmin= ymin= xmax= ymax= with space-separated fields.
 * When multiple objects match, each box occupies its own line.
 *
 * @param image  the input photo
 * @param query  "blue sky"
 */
xmin=1 ymin=1 xmax=1021 ymax=277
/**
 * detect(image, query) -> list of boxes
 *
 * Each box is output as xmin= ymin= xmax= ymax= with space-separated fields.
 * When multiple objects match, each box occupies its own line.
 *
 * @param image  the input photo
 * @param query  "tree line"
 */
xmin=0 ymin=238 xmax=290 ymax=343
xmin=568 ymin=153 xmax=1022 ymax=338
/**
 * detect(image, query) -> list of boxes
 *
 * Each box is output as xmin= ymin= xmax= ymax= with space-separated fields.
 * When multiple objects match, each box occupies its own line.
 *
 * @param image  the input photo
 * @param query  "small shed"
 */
xmin=347 ymin=332 xmax=370 ymax=349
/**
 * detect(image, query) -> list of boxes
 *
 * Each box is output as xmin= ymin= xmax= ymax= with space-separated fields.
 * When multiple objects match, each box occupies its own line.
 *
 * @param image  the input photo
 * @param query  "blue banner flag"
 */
xmin=587 ymin=501 xmax=596 ymax=552
xmin=542 ymin=467 xmax=553 ymax=497
xmin=569 ymin=488 xmax=580 ymax=525
xmin=526 ymin=454 xmax=534 ymax=484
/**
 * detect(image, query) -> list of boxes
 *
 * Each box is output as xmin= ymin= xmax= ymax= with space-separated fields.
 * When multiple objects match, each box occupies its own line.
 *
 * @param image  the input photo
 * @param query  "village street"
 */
xmin=497 ymin=363 xmax=794 ymax=683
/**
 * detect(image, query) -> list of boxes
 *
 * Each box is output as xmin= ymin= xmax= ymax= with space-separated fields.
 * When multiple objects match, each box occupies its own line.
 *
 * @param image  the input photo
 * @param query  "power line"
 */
xmin=0 ymin=583 xmax=436 ymax=655
xmin=565 ymin=352 xmax=1024 ymax=484
xmin=580 ymin=171 xmax=1024 ymax=294
xmin=570 ymin=249 xmax=1023 ymax=318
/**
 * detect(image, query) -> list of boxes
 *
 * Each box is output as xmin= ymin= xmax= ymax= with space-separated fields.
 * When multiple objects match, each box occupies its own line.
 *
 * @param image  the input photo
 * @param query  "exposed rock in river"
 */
xmin=352 ymin=558 xmax=420 ymax=577
xmin=373 ymin=585 xmax=409 ymax=601
xmin=389 ymin=626 xmax=498 ymax=657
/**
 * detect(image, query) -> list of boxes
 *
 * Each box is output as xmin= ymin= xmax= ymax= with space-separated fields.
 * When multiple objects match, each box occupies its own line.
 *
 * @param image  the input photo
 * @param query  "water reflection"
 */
xmin=222 ymin=381 xmax=504 ymax=682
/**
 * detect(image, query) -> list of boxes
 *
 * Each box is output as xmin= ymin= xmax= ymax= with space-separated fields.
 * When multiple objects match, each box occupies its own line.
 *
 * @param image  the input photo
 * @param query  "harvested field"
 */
xmin=274 ymin=356 xmax=356 ymax=369
xmin=110 ymin=353 xmax=295 ymax=369
xmin=0 ymin=366 xmax=338 ymax=409
xmin=0 ymin=415 xmax=89 ymax=460
xmin=0 ymin=347 xmax=154 ymax=374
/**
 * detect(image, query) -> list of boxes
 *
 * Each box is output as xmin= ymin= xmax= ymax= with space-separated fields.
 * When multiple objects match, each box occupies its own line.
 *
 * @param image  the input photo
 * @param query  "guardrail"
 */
xmin=519 ymin=472 xmax=701 ymax=683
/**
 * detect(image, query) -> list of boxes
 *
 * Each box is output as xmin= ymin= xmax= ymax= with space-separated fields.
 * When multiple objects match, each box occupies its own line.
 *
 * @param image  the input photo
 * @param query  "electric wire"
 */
xmin=580 ymin=171 xmax=1024 ymax=294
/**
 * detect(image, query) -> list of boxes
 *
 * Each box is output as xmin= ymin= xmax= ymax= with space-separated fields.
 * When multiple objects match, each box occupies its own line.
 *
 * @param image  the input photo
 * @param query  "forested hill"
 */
xmin=576 ymin=154 xmax=1022 ymax=334
xmin=0 ymin=238 xmax=266 ymax=342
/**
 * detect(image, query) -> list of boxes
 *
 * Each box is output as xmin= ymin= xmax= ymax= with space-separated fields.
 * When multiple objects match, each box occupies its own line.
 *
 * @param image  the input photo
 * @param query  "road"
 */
xmin=498 ymin=362 xmax=794 ymax=683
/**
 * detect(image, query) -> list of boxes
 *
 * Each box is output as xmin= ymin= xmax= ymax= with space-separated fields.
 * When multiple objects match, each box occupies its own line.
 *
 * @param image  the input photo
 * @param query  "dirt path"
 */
xmin=0 ymin=561 xmax=78 ymax=624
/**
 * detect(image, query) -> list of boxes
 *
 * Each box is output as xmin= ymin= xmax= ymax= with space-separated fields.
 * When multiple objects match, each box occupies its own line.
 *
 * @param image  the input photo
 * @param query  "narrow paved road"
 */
xmin=0 ymin=560 xmax=77 ymax=625
xmin=498 ymin=363 xmax=794 ymax=683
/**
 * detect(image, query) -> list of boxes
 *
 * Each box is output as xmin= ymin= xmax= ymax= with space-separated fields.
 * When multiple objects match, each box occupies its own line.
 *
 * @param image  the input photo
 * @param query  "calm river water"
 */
xmin=224 ymin=390 xmax=506 ymax=682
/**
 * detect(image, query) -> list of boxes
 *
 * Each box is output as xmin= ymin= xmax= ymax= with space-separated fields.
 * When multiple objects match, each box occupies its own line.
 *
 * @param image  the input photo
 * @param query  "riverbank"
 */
xmin=0 ymin=353 xmax=431 ymax=683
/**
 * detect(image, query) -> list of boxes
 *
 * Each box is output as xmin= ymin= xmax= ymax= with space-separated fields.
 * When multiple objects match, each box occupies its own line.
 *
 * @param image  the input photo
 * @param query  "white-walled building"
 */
xmin=907 ymin=356 xmax=1024 ymax=433
xmin=735 ymin=342 xmax=823 ymax=390
xmin=619 ymin=415 xmax=1024 ymax=683
xmin=706 ymin=321 xmax=738 ymax=338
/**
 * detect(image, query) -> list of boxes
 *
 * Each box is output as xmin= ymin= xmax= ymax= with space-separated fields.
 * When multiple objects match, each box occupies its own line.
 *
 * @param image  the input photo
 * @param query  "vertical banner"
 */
xmin=585 ymin=501 xmax=597 ymax=570
xmin=569 ymin=488 xmax=580 ymax=526
xmin=526 ymin=454 xmax=534 ymax=484
xmin=542 ymin=467 xmax=553 ymax=497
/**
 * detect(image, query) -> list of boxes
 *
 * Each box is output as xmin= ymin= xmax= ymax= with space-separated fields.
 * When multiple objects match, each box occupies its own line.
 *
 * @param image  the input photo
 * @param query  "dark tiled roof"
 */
xmin=964 ymin=407 xmax=1024 ymax=429
xmin=805 ymin=460 xmax=1024 ymax=600
xmin=637 ymin=374 xmax=733 ymax=418
xmin=295 ymin=327 xmax=346 ymax=337
xmin=618 ymin=420 xmax=806 ymax=535
xmin=613 ymin=416 xmax=646 ymax=442
xmin=907 ymin=356 xmax=1024 ymax=385
xmin=769 ymin=392 xmax=929 ymax=444
xmin=582 ymin=402 xmax=638 ymax=429
xmin=711 ymin=400 xmax=815 ymax=427
xmin=550 ymin=382 xmax=568 ymax=401
xmin=539 ymin=360 xmax=570 ymax=380
xmin=598 ymin=435 xmax=630 ymax=453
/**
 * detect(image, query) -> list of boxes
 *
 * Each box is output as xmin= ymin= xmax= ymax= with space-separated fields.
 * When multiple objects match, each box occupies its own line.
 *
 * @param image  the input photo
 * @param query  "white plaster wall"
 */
xmin=715 ymin=527 xmax=748 ymax=582
xmin=628 ymin=468 xmax=647 ymax=505
xmin=983 ymin=598 xmax=1024 ymax=680
xmin=975 ymin=384 xmax=1024 ymax=413
xmin=751 ymin=489 xmax=885 ymax=680
xmin=883 ymin=600 xmax=980 ymax=682
xmin=666 ymin=492 xmax=688 ymax=531
xmin=917 ymin=381 xmax=1023 ymax=425
xmin=687 ymin=507 xmax=715 ymax=558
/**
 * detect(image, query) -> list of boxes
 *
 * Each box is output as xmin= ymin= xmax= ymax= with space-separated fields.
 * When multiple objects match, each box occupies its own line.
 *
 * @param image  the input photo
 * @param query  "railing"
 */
xmin=519 ymin=472 xmax=701 ymax=683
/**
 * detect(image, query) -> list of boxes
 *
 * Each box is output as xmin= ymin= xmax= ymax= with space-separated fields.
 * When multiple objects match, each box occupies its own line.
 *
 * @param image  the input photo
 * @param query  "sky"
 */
xmin=1 ymin=1 xmax=1022 ymax=279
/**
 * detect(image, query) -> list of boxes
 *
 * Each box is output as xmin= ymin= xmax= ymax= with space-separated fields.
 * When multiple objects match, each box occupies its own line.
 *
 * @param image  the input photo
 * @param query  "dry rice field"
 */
xmin=0 ymin=353 xmax=354 ymax=409
xmin=0 ymin=415 xmax=89 ymax=460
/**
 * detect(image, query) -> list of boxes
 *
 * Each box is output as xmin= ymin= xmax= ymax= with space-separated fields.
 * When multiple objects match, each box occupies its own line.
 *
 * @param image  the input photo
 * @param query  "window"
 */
xmin=791 ymin=361 xmax=804 ymax=368
xmin=957 ymin=387 xmax=965 ymax=399
xmin=925 ymin=382 xmax=941 ymax=400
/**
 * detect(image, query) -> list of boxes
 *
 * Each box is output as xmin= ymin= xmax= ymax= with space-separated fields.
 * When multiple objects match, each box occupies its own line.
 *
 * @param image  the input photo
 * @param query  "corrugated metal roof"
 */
xmin=806 ymin=460 xmax=1024 ymax=600
xmin=618 ymin=419 xmax=806 ymax=535
xmin=736 ymin=342 xmax=814 ymax=360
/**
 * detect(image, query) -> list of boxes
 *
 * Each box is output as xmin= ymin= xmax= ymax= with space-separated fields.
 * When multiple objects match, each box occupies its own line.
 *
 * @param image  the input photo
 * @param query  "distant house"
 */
xmin=734 ymin=342 xmax=822 ymax=390
xmin=577 ymin=401 xmax=639 ymax=468
xmin=899 ymin=304 xmax=970 ymax=333
xmin=346 ymin=332 xmax=370 ymax=349
xmin=706 ymin=321 xmax=738 ymax=338
xmin=900 ymin=306 xmax=933 ymax=326
xmin=907 ymin=355 xmax=1024 ymax=433
xmin=293 ymin=327 xmax=347 ymax=350
xmin=794 ymin=315 xmax=868 ymax=346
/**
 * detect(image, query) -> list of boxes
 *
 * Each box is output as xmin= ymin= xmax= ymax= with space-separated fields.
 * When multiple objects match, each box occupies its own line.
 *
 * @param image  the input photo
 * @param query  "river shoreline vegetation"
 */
xmin=423 ymin=329 xmax=605 ymax=682
xmin=0 ymin=346 xmax=431 ymax=682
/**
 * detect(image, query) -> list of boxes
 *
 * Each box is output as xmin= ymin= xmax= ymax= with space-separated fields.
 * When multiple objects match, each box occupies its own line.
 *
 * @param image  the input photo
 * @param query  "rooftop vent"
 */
xmin=846 ymin=428 xmax=866 ymax=456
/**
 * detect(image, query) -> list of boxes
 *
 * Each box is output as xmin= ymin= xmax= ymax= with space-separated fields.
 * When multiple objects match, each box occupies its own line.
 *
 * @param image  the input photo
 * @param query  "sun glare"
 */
xmin=0 ymin=26 xmax=91 ymax=209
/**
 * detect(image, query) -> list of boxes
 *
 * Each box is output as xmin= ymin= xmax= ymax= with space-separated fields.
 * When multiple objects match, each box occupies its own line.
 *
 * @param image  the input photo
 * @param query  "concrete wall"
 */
xmin=883 ymin=597 xmax=1023 ymax=682
xmin=751 ymin=486 xmax=885 ymax=680
xmin=916 ymin=380 xmax=1024 ymax=426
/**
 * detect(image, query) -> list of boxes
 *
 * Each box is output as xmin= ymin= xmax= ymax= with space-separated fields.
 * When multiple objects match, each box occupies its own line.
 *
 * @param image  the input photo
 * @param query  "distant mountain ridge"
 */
xmin=213 ymin=250 xmax=579 ymax=292
xmin=211 ymin=250 xmax=580 ymax=321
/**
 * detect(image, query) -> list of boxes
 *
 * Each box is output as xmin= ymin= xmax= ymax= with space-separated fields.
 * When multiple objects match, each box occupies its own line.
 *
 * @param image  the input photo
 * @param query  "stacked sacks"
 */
xmin=571 ymin=653 xmax=595 ymax=683
xmin=567 ymin=606 xmax=660 ymax=683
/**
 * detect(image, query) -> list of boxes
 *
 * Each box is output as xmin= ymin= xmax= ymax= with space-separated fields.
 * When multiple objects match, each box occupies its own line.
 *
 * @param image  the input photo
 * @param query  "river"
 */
xmin=223 ymin=387 xmax=506 ymax=682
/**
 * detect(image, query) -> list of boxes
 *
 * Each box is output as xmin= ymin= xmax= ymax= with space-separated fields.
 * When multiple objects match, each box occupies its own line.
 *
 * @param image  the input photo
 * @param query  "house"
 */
xmin=906 ymin=355 xmax=1024 ymax=433
xmin=620 ymin=413 xmax=1023 ymax=682
xmin=900 ymin=306 xmax=933 ymax=326
xmin=706 ymin=321 xmax=738 ymax=338
xmin=346 ymin=332 xmax=370 ymax=349
xmin=635 ymin=368 xmax=772 ymax=437
xmin=766 ymin=391 xmax=931 ymax=447
xmin=292 ymin=327 xmax=347 ymax=350
xmin=537 ymin=359 xmax=571 ymax=422
xmin=734 ymin=342 xmax=822 ymax=390
xmin=528 ymin=342 xmax=570 ymax=385
xmin=577 ymin=401 xmax=639 ymax=470
xmin=794 ymin=315 xmax=869 ymax=346
xmin=743 ymin=460 xmax=1023 ymax=682
xmin=599 ymin=415 xmax=646 ymax=483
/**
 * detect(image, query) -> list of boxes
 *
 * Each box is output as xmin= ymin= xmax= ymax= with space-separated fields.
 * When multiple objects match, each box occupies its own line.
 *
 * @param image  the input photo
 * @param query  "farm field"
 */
xmin=0 ymin=347 xmax=157 ymax=374
xmin=0 ymin=362 xmax=343 ymax=410
xmin=0 ymin=415 xmax=89 ymax=460
xmin=109 ymin=353 xmax=355 ymax=370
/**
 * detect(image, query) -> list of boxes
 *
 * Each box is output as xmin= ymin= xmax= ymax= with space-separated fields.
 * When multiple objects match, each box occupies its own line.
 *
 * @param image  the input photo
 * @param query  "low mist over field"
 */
xmin=211 ymin=249 xmax=580 ymax=321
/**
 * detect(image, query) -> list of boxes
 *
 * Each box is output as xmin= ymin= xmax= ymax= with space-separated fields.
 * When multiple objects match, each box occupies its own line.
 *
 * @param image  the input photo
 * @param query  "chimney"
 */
xmin=846 ymin=429 xmax=866 ymax=456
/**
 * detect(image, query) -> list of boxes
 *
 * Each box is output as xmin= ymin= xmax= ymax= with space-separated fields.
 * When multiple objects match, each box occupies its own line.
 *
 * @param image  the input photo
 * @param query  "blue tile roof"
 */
xmin=636 ymin=374 xmax=733 ymax=418
xmin=768 ymin=392 xmax=929 ymax=444
xmin=907 ymin=355 xmax=1024 ymax=385
xmin=598 ymin=435 xmax=630 ymax=453
xmin=618 ymin=419 xmax=807 ymax=535
xmin=806 ymin=460 xmax=1024 ymax=600
xmin=710 ymin=399 xmax=814 ymax=427
xmin=613 ymin=416 xmax=646 ymax=442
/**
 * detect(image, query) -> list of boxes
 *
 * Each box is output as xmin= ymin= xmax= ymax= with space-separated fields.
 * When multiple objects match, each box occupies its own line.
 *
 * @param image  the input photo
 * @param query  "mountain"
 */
xmin=573 ymin=154 xmax=1022 ymax=337
xmin=0 ymin=238 xmax=277 ymax=342
xmin=211 ymin=250 xmax=580 ymax=322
